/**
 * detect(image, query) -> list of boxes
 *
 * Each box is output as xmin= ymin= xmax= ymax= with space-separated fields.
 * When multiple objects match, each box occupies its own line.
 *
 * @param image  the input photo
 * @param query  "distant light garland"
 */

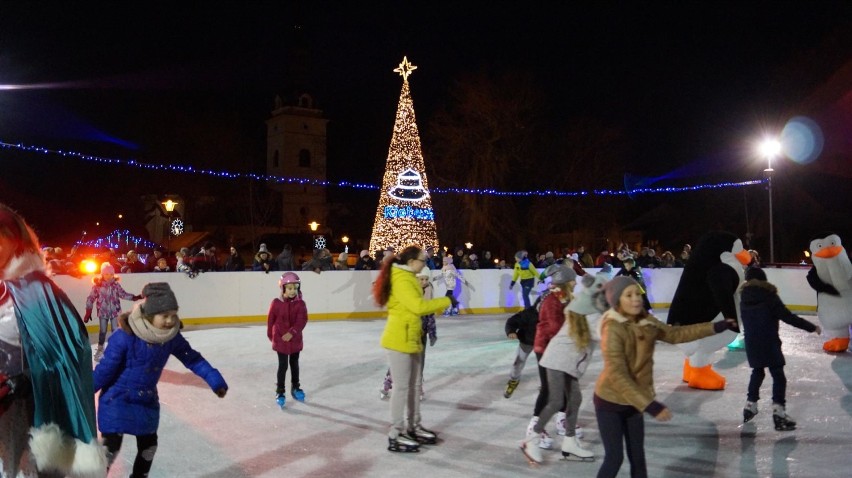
xmin=0 ymin=140 xmax=766 ymax=197
xmin=76 ymin=229 xmax=158 ymax=251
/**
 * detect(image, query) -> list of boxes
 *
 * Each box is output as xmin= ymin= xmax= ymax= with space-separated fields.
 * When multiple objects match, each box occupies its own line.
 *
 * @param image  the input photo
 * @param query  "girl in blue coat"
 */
xmin=93 ymin=282 xmax=228 ymax=477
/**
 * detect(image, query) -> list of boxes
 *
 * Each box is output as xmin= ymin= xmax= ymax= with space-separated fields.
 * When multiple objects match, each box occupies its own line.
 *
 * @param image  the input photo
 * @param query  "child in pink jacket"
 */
xmin=268 ymin=272 xmax=308 ymax=408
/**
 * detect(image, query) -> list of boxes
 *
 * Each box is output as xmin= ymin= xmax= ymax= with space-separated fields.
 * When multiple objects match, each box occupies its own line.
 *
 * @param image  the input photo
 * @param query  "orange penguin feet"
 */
xmin=823 ymin=338 xmax=850 ymax=353
xmin=687 ymin=364 xmax=726 ymax=390
xmin=682 ymin=358 xmax=693 ymax=383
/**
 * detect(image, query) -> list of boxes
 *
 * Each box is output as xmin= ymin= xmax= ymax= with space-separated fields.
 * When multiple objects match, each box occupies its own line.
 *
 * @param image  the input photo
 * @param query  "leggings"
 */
xmin=747 ymin=366 xmax=787 ymax=406
xmin=98 ymin=316 xmax=118 ymax=346
xmin=534 ymin=370 xmax=581 ymax=436
xmin=103 ymin=433 xmax=158 ymax=478
xmin=595 ymin=403 xmax=646 ymax=478
xmin=276 ymin=351 xmax=301 ymax=394
xmin=532 ymin=352 xmax=566 ymax=416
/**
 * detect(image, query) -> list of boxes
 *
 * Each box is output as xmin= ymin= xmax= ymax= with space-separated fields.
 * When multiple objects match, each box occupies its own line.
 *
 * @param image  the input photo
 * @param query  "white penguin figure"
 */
xmin=807 ymin=233 xmax=852 ymax=352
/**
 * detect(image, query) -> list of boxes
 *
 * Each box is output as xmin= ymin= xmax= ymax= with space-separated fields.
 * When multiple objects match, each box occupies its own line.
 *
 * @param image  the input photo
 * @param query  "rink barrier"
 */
xmin=49 ymin=267 xmax=816 ymax=329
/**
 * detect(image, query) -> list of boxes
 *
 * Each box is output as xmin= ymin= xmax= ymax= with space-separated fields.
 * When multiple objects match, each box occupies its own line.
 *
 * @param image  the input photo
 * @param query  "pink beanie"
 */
xmin=100 ymin=262 xmax=115 ymax=275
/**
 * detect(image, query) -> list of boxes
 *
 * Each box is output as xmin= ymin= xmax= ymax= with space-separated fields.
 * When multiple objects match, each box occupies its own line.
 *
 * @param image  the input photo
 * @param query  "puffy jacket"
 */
xmin=380 ymin=265 xmax=450 ymax=354
xmin=93 ymin=326 xmax=227 ymax=435
xmin=594 ymin=309 xmax=714 ymax=412
xmin=533 ymin=293 xmax=567 ymax=354
xmin=512 ymin=260 xmax=539 ymax=282
xmin=741 ymin=279 xmax=817 ymax=368
xmin=85 ymin=277 xmax=136 ymax=319
xmin=267 ymin=295 xmax=308 ymax=355
xmin=505 ymin=296 xmax=542 ymax=346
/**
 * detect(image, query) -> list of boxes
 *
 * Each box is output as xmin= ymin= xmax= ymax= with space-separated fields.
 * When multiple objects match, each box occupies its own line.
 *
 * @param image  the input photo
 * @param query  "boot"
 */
xmin=520 ymin=430 xmax=543 ymax=464
xmin=408 ymin=425 xmax=437 ymax=445
xmin=94 ymin=345 xmax=105 ymax=362
xmin=773 ymin=404 xmax=796 ymax=431
xmin=561 ymin=435 xmax=594 ymax=462
xmin=743 ymin=401 xmax=758 ymax=423
xmin=388 ymin=433 xmax=420 ymax=453
xmin=823 ymin=337 xmax=850 ymax=353
xmin=555 ymin=411 xmax=567 ymax=436
xmin=504 ymin=379 xmax=520 ymax=398
xmin=682 ymin=358 xmax=693 ymax=383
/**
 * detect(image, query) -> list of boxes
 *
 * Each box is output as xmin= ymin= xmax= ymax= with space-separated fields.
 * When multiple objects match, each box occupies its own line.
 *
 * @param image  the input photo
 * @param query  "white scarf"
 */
xmin=127 ymin=304 xmax=180 ymax=344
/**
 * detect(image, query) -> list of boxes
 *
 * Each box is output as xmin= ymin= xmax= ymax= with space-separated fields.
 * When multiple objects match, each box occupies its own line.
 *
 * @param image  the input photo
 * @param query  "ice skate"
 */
xmin=388 ymin=433 xmax=420 ymax=453
xmin=408 ymin=425 xmax=437 ymax=445
xmin=93 ymin=345 xmax=105 ymax=362
xmin=275 ymin=393 xmax=286 ymax=409
xmin=520 ymin=430 xmax=543 ymax=464
xmin=773 ymin=404 xmax=796 ymax=431
xmin=556 ymin=411 xmax=567 ymax=436
xmin=525 ymin=416 xmax=552 ymax=449
xmin=380 ymin=387 xmax=390 ymax=400
xmin=561 ymin=435 xmax=594 ymax=462
xmin=743 ymin=401 xmax=758 ymax=423
xmin=292 ymin=388 xmax=306 ymax=402
xmin=504 ymin=379 xmax=520 ymax=398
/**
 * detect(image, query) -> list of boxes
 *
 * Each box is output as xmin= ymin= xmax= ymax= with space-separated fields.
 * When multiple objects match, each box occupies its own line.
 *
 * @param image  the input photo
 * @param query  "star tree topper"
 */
xmin=394 ymin=56 xmax=417 ymax=81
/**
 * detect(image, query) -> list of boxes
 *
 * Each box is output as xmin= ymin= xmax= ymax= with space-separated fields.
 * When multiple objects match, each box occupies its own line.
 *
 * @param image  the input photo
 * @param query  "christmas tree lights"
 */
xmin=368 ymin=57 xmax=439 ymax=255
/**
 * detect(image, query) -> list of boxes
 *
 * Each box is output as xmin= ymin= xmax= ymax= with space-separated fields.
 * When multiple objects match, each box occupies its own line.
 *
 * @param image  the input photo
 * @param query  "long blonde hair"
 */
xmin=566 ymin=310 xmax=591 ymax=350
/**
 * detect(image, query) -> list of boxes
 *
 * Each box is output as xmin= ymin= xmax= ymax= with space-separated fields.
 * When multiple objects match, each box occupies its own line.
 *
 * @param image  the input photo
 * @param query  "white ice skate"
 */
xmin=93 ymin=345 xmax=104 ymax=362
xmin=561 ymin=435 xmax=594 ymax=462
xmin=520 ymin=430 xmax=543 ymax=465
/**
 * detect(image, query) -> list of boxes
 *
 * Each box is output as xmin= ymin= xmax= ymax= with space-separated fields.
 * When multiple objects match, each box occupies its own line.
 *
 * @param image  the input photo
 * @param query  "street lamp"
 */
xmin=758 ymin=138 xmax=781 ymax=263
xmin=309 ymin=221 xmax=320 ymax=232
xmin=162 ymin=199 xmax=178 ymax=253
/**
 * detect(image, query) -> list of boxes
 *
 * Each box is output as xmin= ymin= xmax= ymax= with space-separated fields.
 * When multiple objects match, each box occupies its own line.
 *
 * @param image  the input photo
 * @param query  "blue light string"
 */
xmin=76 ymin=229 xmax=158 ymax=250
xmin=1 ymin=141 xmax=766 ymax=197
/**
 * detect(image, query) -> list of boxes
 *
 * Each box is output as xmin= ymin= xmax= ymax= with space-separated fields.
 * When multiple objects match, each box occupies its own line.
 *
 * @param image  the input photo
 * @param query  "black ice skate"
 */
xmin=408 ymin=425 xmax=437 ymax=445
xmin=388 ymin=433 xmax=420 ymax=453
xmin=504 ymin=379 xmax=520 ymax=398
xmin=743 ymin=401 xmax=758 ymax=423
xmin=773 ymin=414 xmax=796 ymax=431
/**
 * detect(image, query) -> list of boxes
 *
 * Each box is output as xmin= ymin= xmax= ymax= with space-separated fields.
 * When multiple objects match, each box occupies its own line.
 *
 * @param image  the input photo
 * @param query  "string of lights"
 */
xmin=76 ymin=229 xmax=159 ymax=250
xmin=0 ymin=141 xmax=766 ymax=197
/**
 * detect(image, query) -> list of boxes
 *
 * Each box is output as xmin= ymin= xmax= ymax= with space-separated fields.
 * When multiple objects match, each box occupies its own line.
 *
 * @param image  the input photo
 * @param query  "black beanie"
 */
xmin=745 ymin=267 xmax=767 ymax=282
xmin=141 ymin=283 xmax=179 ymax=315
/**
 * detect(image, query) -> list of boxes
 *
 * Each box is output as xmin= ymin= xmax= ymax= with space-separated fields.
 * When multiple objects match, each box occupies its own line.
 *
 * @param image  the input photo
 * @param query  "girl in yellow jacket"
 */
xmin=374 ymin=245 xmax=453 ymax=453
xmin=594 ymin=277 xmax=738 ymax=478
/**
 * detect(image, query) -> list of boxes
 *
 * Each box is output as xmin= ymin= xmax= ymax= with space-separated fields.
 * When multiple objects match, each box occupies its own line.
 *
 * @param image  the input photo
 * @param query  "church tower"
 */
xmin=266 ymin=94 xmax=329 ymax=233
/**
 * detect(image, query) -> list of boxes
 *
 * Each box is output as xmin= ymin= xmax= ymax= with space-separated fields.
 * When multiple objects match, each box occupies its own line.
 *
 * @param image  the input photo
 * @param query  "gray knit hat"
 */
xmin=550 ymin=264 xmax=577 ymax=285
xmin=604 ymin=276 xmax=638 ymax=308
xmin=141 ymin=282 xmax=179 ymax=315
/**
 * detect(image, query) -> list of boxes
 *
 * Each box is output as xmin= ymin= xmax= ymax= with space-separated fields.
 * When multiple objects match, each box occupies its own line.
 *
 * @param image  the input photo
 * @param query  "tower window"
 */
xmin=299 ymin=149 xmax=311 ymax=167
xmin=273 ymin=150 xmax=280 ymax=168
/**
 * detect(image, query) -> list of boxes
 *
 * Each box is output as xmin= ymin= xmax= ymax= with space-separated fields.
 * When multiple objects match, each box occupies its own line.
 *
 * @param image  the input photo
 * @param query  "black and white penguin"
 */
xmin=667 ymin=231 xmax=751 ymax=390
xmin=806 ymin=233 xmax=852 ymax=352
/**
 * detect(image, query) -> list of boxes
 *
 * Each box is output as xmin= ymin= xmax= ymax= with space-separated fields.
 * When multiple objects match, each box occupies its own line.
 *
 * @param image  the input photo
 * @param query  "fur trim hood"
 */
xmin=1 ymin=251 xmax=44 ymax=280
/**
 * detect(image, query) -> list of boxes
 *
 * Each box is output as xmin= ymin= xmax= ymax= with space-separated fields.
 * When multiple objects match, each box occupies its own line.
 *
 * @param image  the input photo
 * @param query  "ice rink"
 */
xmin=95 ymin=312 xmax=852 ymax=478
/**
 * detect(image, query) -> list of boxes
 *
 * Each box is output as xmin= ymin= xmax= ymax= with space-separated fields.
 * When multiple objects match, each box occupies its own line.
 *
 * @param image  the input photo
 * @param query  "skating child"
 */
xmin=524 ymin=264 xmax=577 ymax=453
xmin=503 ymin=295 xmax=542 ymax=398
xmin=93 ymin=282 xmax=228 ymax=477
xmin=267 ymin=272 xmax=309 ymax=408
xmin=520 ymin=270 xmax=610 ymax=464
xmin=380 ymin=270 xmax=438 ymax=400
xmin=84 ymin=262 xmax=141 ymax=361
xmin=441 ymin=255 xmax=464 ymax=315
xmin=740 ymin=267 xmax=820 ymax=430
xmin=510 ymin=250 xmax=540 ymax=308
xmin=594 ymin=276 xmax=737 ymax=478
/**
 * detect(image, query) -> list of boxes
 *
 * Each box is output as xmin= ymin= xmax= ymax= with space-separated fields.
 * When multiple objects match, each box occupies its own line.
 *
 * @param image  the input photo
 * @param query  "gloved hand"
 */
xmin=215 ymin=388 xmax=228 ymax=398
xmin=713 ymin=318 xmax=739 ymax=333
xmin=132 ymin=295 xmax=143 ymax=301
xmin=509 ymin=281 xmax=516 ymax=290
xmin=83 ymin=310 xmax=92 ymax=323
xmin=429 ymin=335 xmax=437 ymax=347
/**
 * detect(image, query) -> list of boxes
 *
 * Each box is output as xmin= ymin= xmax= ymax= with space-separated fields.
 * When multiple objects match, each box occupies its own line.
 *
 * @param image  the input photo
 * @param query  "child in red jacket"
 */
xmin=268 ymin=272 xmax=308 ymax=408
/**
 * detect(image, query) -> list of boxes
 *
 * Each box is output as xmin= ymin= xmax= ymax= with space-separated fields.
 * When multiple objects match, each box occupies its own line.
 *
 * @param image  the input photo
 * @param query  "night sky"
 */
xmin=1 ymin=2 xmax=851 ymax=259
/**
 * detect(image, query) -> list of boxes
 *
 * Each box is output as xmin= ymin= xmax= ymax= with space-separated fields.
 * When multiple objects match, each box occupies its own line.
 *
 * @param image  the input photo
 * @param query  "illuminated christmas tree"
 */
xmin=368 ymin=57 xmax=439 ymax=255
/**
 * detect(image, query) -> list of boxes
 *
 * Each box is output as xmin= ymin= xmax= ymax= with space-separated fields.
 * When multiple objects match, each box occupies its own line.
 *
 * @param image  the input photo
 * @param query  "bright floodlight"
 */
xmin=759 ymin=138 xmax=782 ymax=159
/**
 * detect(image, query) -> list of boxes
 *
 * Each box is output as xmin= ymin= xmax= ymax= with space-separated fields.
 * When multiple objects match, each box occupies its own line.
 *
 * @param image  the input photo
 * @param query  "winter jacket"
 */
xmin=252 ymin=253 xmax=276 ymax=272
xmin=740 ymin=279 xmax=817 ymax=369
xmin=539 ymin=314 xmax=596 ymax=379
xmin=504 ymin=296 xmax=542 ymax=346
xmin=267 ymin=295 xmax=308 ymax=355
xmin=512 ymin=260 xmax=539 ymax=282
xmin=534 ymin=292 xmax=568 ymax=354
xmin=594 ymin=309 xmax=715 ymax=413
xmin=224 ymin=253 xmax=245 ymax=271
xmin=441 ymin=264 xmax=462 ymax=289
xmin=93 ymin=322 xmax=227 ymax=436
xmin=276 ymin=250 xmax=296 ymax=272
xmin=85 ymin=277 xmax=136 ymax=319
xmin=380 ymin=265 xmax=450 ymax=354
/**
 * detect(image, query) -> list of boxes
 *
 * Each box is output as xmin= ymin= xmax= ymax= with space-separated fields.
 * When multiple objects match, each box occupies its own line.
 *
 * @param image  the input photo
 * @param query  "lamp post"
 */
xmin=758 ymin=139 xmax=781 ymax=264
xmin=162 ymin=199 xmax=178 ymax=253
